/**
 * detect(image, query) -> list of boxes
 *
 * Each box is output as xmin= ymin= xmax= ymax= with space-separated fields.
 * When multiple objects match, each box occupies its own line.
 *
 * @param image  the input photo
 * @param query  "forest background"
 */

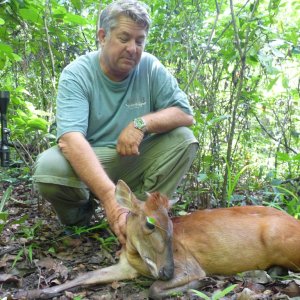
xmin=0 ymin=0 xmax=300 ymax=217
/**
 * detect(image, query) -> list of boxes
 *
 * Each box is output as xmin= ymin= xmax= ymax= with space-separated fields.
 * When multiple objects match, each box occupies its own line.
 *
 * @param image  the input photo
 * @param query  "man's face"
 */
xmin=98 ymin=15 xmax=147 ymax=82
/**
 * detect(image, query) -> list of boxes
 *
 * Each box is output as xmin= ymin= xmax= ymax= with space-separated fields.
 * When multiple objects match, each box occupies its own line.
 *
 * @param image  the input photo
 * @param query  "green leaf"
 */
xmin=267 ymin=76 xmax=279 ymax=90
xmin=71 ymin=0 xmax=82 ymax=10
xmin=27 ymin=118 xmax=48 ymax=132
xmin=53 ymin=6 xmax=67 ymax=16
xmin=14 ymin=117 xmax=26 ymax=127
xmin=64 ymin=13 xmax=87 ymax=25
xmin=0 ymin=57 xmax=5 ymax=70
xmin=0 ymin=212 xmax=8 ymax=221
xmin=0 ymin=212 xmax=8 ymax=234
xmin=0 ymin=43 xmax=13 ymax=54
xmin=48 ymin=247 xmax=56 ymax=254
xmin=146 ymin=216 xmax=156 ymax=225
xmin=292 ymin=154 xmax=300 ymax=161
xmin=0 ymin=186 xmax=12 ymax=212
xmin=189 ymin=289 xmax=210 ymax=300
xmin=212 ymin=284 xmax=237 ymax=300
xmin=277 ymin=152 xmax=290 ymax=162
xmin=12 ymin=249 xmax=23 ymax=269
xmin=12 ymin=215 xmax=28 ymax=225
xmin=19 ymin=8 xmax=41 ymax=23
xmin=0 ymin=18 xmax=5 ymax=25
xmin=0 ymin=43 xmax=22 ymax=61
xmin=11 ymin=53 xmax=22 ymax=61
xmin=207 ymin=115 xmax=231 ymax=127
xmin=281 ymin=75 xmax=289 ymax=89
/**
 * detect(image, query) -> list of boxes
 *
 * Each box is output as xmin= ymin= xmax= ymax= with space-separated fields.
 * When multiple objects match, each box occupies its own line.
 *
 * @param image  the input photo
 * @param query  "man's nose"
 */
xmin=126 ymin=40 xmax=137 ymax=54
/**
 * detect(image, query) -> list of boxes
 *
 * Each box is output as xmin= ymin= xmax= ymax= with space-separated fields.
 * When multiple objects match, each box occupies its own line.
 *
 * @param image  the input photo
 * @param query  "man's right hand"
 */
xmin=105 ymin=203 xmax=128 ymax=246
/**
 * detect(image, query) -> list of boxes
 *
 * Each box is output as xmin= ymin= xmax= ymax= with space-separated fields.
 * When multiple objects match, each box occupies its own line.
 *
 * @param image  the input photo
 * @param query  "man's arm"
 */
xmin=117 ymin=107 xmax=194 ymax=156
xmin=142 ymin=107 xmax=194 ymax=133
xmin=58 ymin=132 xmax=127 ymax=245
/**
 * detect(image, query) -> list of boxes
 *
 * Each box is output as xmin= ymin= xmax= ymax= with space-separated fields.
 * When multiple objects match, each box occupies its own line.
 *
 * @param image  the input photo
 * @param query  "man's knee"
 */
xmin=33 ymin=146 xmax=84 ymax=188
xmin=164 ymin=127 xmax=199 ymax=154
xmin=34 ymin=146 xmax=71 ymax=177
xmin=167 ymin=126 xmax=197 ymax=145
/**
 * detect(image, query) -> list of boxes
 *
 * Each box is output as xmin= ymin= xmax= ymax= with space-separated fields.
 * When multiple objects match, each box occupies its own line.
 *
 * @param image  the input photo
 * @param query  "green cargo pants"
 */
xmin=33 ymin=127 xmax=198 ymax=226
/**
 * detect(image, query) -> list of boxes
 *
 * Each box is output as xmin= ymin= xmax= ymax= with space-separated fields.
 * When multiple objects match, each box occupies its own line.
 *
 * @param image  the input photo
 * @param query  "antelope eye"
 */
xmin=146 ymin=220 xmax=155 ymax=230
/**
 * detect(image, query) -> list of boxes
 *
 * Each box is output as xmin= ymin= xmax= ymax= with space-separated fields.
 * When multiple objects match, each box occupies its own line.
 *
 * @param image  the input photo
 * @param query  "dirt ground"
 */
xmin=1 ymin=179 xmax=300 ymax=300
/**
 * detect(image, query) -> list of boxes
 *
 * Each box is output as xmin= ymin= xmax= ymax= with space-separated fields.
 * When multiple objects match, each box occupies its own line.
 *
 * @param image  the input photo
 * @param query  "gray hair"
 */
xmin=99 ymin=0 xmax=151 ymax=35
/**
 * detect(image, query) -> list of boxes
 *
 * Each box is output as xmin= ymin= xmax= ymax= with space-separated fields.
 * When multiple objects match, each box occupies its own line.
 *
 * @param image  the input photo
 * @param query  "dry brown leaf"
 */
xmin=235 ymin=270 xmax=272 ymax=284
xmin=36 ymin=257 xmax=69 ymax=281
xmin=111 ymin=280 xmax=122 ymax=290
xmin=36 ymin=256 xmax=58 ymax=269
xmin=276 ymin=281 xmax=300 ymax=298
xmin=0 ymin=273 xmax=21 ymax=287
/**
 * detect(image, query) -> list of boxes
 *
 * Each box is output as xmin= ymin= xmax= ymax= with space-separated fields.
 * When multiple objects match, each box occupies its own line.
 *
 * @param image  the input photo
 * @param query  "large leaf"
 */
xmin=27 ymin=118 xmax=48 ymax=132
xmin=277 ymin=152 xmax=291 ymax=162
xmin=19 ymin=8 xmax=41 ymax=24
xmin=14 ymin=117 xmax=27 ymax=127
xmin=64 ymin=13 xmax=87 ymax=25
xmin=0 ymin=43 xmax=21 ymax=62
xmin=0 ymin=43 xmax=13 ymax=54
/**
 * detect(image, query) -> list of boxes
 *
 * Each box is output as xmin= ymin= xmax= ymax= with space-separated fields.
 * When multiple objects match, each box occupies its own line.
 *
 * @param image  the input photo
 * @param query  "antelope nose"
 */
xmin=159 ymin=265 xmax=174 ymax=281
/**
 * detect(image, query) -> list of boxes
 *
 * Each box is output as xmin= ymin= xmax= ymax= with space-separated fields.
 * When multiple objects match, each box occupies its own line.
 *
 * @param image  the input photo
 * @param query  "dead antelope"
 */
xmin=14 ymin=180 xmax=300 ymax=299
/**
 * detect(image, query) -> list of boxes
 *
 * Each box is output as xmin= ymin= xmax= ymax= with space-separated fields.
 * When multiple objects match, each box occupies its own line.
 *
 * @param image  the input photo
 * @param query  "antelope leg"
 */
xmin=13 ymin=252 xmax=138 ymax=299
xmin=149 ymin=263 xmax=206 ymax=299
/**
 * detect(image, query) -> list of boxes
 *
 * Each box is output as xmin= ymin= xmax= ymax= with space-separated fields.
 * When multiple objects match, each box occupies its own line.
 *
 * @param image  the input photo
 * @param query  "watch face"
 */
xmin=134 ymin=118 xmax=146 ymax=132
xmin=135 ymin=118 xmax=144 ymax=129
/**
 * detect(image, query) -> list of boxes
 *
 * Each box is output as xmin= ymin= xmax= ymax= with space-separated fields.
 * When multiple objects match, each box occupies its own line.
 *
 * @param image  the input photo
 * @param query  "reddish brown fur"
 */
xmin=144 ymin=192 xmax=169 ymax=212
xmin=171 ymin=206 xmax=300 ymax=275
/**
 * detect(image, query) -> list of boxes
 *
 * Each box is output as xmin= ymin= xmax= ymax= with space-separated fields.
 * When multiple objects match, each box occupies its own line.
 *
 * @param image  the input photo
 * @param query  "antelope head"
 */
xmin=115 ymin=180 xmax=174 ymax=281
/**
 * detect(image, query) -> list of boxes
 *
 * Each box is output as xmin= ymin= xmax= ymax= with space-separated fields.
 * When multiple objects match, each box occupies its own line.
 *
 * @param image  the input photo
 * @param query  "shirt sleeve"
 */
xmin=150 ymin=57 xmax=193 ymax=115
xmin=56 ymin=69 xmax=90 ymax=141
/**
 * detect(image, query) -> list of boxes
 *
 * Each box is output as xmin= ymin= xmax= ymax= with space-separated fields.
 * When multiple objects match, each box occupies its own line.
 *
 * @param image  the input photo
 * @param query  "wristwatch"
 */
xmin=133 ymin=117 xmax=147 ymax=134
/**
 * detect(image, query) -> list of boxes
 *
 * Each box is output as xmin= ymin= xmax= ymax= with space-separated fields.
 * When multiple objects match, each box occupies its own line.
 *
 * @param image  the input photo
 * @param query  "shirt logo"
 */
xmin=126 ymin=97 xmax=147 ymax=109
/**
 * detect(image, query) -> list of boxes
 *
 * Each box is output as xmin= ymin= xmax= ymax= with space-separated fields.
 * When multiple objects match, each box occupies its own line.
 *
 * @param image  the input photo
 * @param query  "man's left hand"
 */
xmin=117 ymin=122 xmax=144 ymax=156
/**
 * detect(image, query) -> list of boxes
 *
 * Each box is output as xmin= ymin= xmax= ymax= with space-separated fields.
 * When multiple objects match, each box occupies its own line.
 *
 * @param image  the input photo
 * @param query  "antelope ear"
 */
xmin=115 ymin=180 xmax=139 ymax=211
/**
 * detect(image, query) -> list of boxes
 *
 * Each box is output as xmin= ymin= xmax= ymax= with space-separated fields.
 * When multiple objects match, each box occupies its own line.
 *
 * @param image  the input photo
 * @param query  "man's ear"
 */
xmin=97 ymin=28 xmax=106 ymax=46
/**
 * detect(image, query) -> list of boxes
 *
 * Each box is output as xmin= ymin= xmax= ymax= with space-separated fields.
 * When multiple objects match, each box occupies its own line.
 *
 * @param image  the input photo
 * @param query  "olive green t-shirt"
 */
xmin=56 ymin=51 xmax=193 ymax=147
